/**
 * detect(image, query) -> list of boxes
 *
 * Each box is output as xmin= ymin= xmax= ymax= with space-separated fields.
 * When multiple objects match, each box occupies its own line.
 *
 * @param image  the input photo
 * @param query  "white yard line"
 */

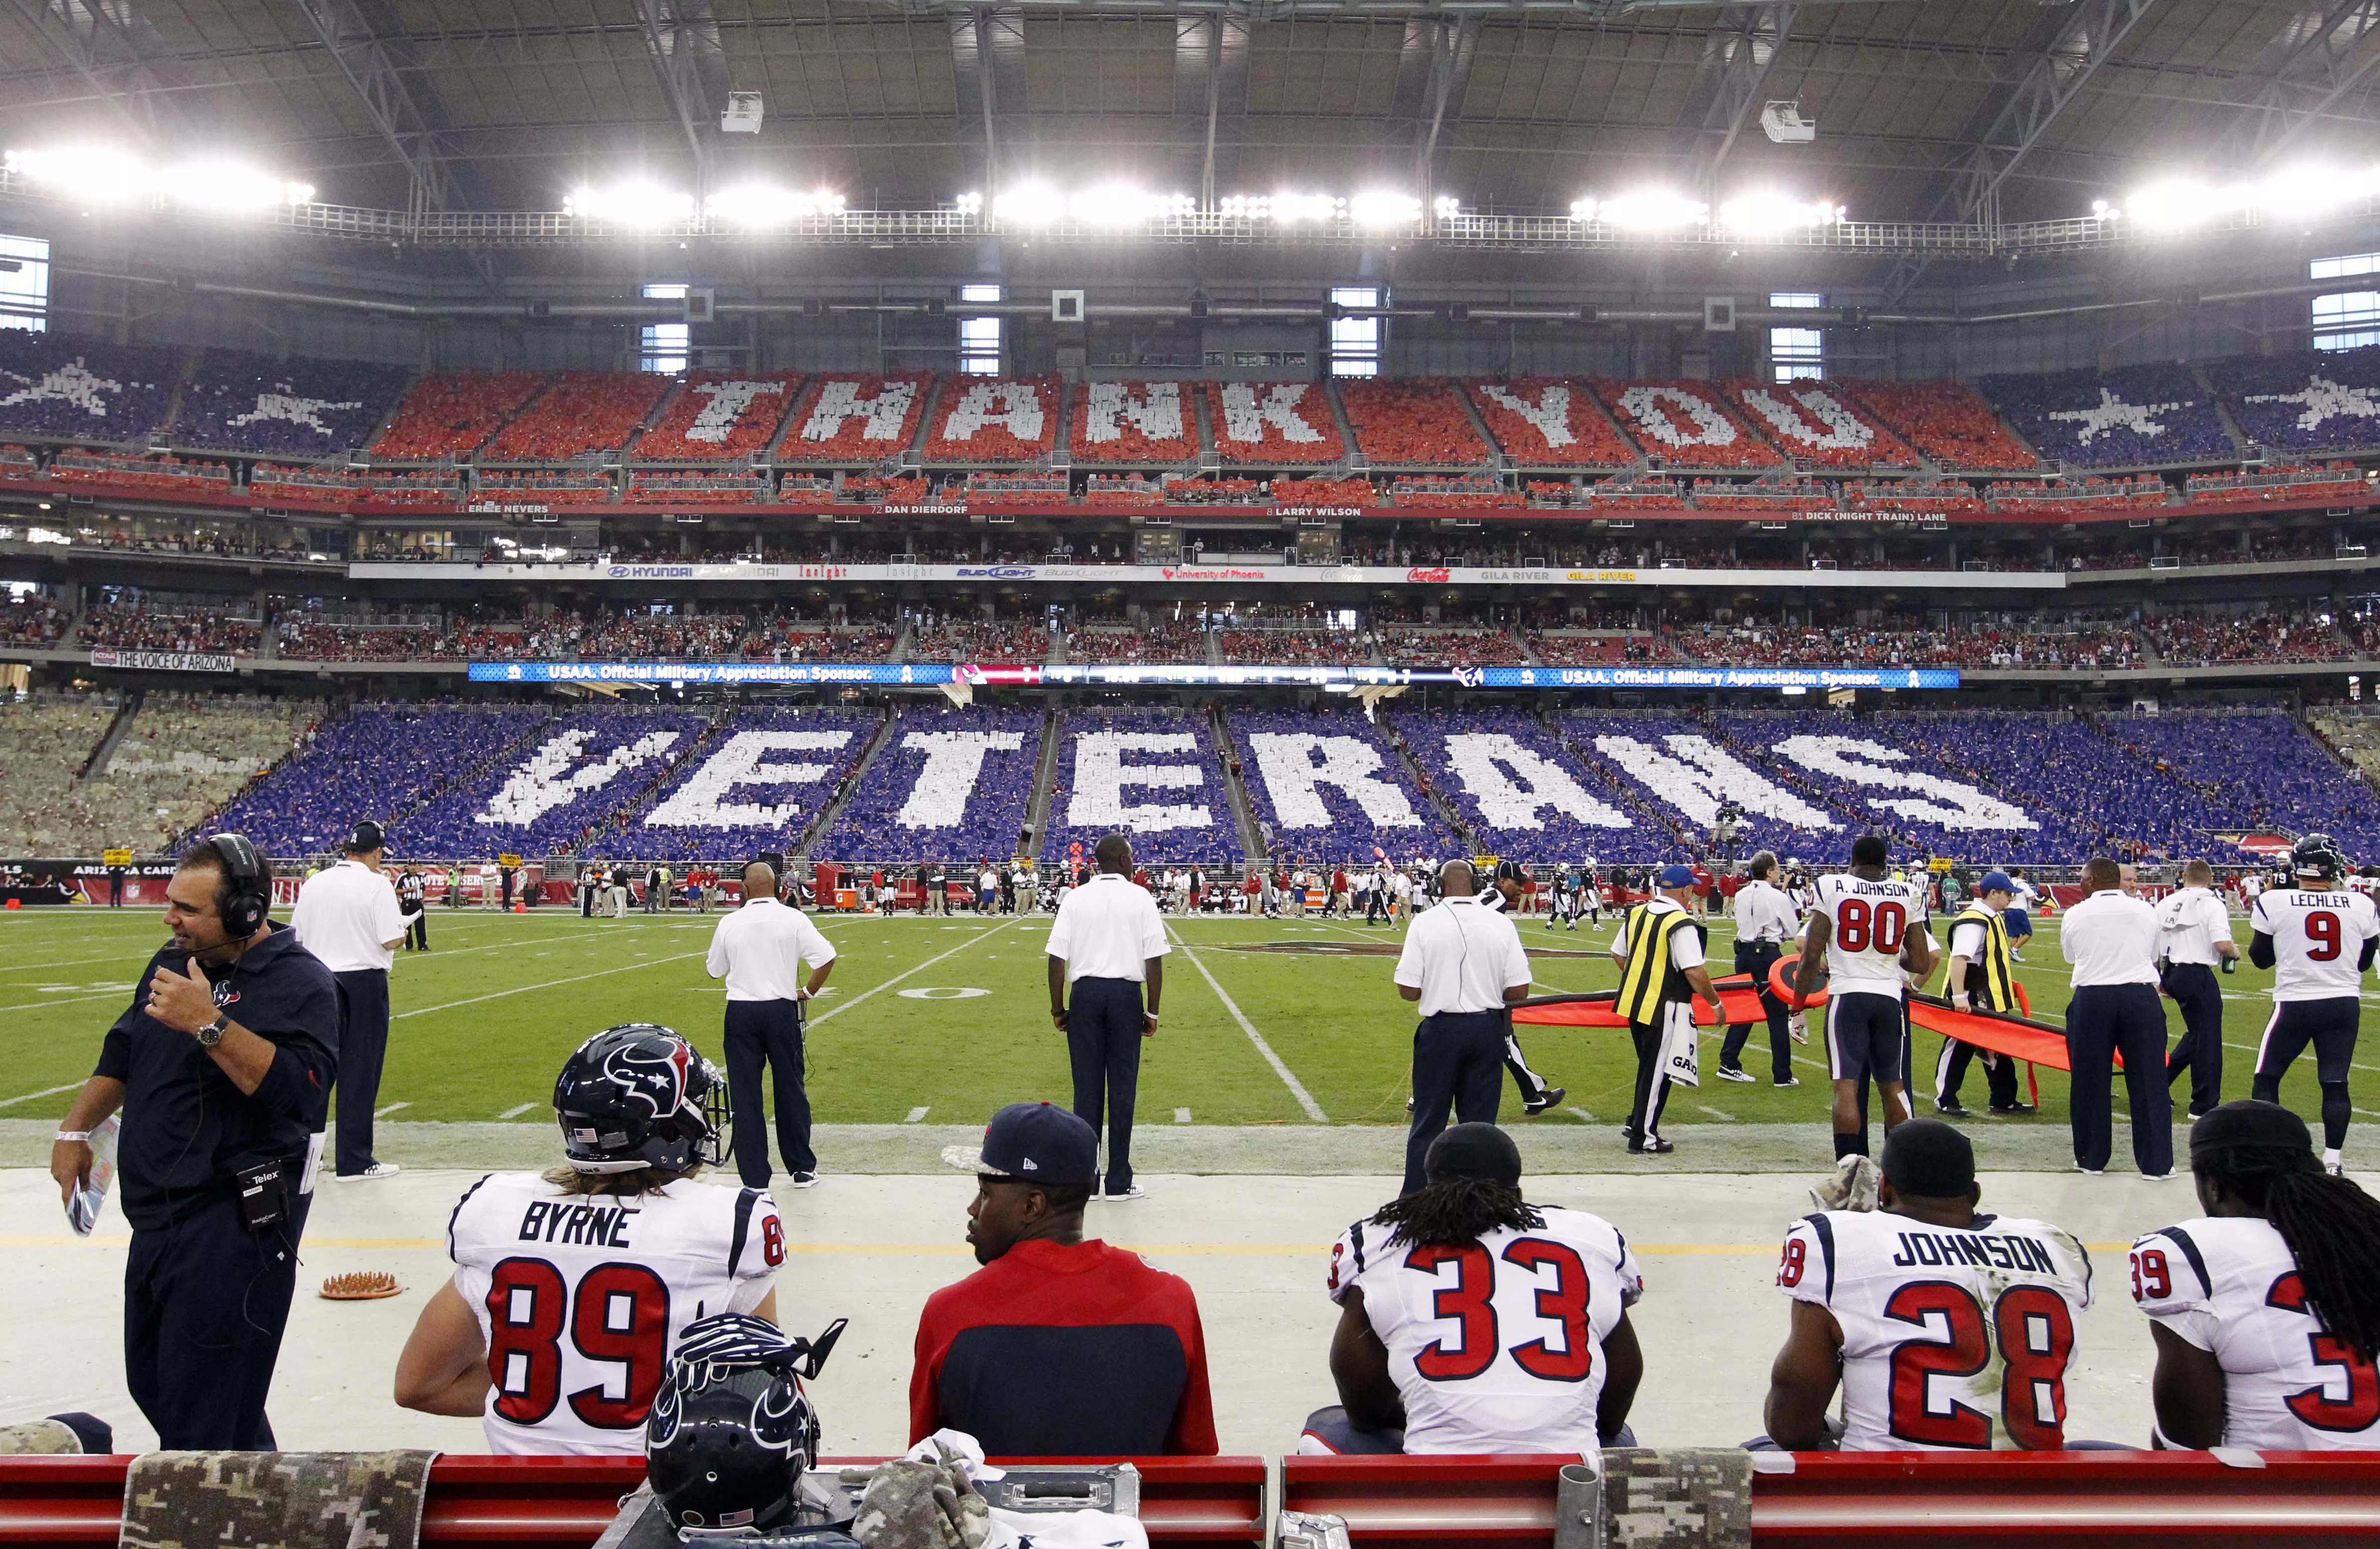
xmin=393 ymin=950 xmax=711 ymax=1018
xmin=1165 ymin=923 xmax=1329 ymax=1122
xmin=0 ymin=1081 xmax=85 ymax=1110
xmin=0 ymin=949 xmax=158 ymax=977
xmin=0 ymin=989 xmax=132 ymax=1014
xmin=805 ymin=919 xmax=1020 ymax=1028
xmin=498 ymin=1102 xmax=539 ymax=1119
xmin=1174 ymin=1107 xmax=1193 ymax=1123
xmin=1698 ymin=1105 xmax=1738 ymax=1122
xmin=1565 ymin=1106 xmax=1597 ymax=1123
xmin=904 ymin=1106 xmax=931 ymax=1123
xmin=374 ymin=1101 xmax=411 ymax=1117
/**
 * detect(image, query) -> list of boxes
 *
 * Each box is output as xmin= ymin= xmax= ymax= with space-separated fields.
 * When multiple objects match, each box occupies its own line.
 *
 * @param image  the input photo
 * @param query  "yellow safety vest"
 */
xmin=1616 ymin=900 xmax=1700 ymax=1023
xmin=1947 ymin=904 xmax=2015 ymax=1012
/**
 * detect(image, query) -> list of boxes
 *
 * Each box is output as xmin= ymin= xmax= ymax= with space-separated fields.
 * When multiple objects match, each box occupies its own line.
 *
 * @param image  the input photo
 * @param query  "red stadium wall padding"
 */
xmin=0 ymin=1456 xmax=1267 ymax=1549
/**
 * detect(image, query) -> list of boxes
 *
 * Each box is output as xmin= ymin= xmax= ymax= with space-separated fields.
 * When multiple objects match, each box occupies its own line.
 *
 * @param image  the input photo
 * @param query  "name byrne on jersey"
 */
xmin=518 ymin=1199 xmax=641 ymax=1249
xmin=1888 ymin=1229 xmax=2061 ymax=1274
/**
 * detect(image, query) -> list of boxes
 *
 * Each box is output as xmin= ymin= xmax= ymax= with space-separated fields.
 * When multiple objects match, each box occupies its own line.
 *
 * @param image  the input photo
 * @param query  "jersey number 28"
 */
xmin=1885 ymin=1280 xmax=2073 ymax=1449
xmin=486 ymin=1257 xmax=672 ymax=1429
xmin=1406 ymin=1240 xmax=1596 ymax=1383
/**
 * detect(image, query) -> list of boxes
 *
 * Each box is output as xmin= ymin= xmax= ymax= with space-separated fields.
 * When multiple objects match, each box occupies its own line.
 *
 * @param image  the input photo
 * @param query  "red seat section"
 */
xmin=1338 ymin=379 xmax=1493 ymax=467
xmin=631 ymin=371 xmax=802 ymax=461
xmin=1720 ymin=380 xmax=1921 ymax=469
xmin=1838 ymin=380 xmax=2041 ymax=472
xmin=372 ymin=372 xmax=546 ymax=460
xmin=925 ymin=375 xmax=1061 ymax=462
xmin=484 ymin=372 xmax=669 ymax=461
xmin=1594 ymin=380 xmax=1786 ymax=468
xmin=1467 ymin=379 xmax=1637 ymax=467
xmin=778 ymin=373 xmax=934 ymax=462
xmin=1204 ymin=381 xmax=1346 ymax=464
xmin=1072 ymin=381 xmax=1199 ymax=463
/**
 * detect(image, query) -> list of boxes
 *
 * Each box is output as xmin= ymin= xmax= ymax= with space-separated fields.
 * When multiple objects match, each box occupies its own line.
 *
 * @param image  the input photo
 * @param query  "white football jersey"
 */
xmin=448 ymin=1172 xmax=783 ymax=1455
xmin=1811 ymin=873 xmax=1931 ymax=1000
xmin=1326 ymin=1205 xmax=1643 ymax=1456
xmin=1779 ymin=1209 xmax=2093 ymax=1451
xmin=2250 ymin=885 xmax=2380 ymax=1002
xmin=2131 ymin=1216 xmax=2380 ymax=1450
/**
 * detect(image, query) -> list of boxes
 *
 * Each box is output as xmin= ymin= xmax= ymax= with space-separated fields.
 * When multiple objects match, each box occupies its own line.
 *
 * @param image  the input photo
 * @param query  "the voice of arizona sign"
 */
xmin=90 ymin=649 xmax=238 ymax=673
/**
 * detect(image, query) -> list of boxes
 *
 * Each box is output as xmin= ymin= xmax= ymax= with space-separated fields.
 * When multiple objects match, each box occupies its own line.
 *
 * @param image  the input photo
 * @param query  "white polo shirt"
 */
xmin=1394 ymin=894 xmax=1531 ymax=1018
xmin=1045 ymin=871 xmax=1169 ymax=982
xmin=2061 ymin=888 xmax=2162 ymax=988
xmin=2158 ymin=885 xmax=2235 ymax=966
xmin=705 ymin=895 xmax=837 ymax=1002
xmin=290 ymin=857 xmax=406 ymax=973
xmin=1733 ymin=879 xmax=1799 ymax=946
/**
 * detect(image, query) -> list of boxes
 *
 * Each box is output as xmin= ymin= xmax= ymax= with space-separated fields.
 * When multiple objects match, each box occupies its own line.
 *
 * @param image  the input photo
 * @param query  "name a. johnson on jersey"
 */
xmin=517 ymin=1199 xmax=640 ymax=1249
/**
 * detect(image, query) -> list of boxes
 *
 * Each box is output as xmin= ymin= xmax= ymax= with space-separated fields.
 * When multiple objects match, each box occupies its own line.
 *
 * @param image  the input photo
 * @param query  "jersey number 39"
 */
xmin=486 ymin=1257 xmax=672 ymax=1428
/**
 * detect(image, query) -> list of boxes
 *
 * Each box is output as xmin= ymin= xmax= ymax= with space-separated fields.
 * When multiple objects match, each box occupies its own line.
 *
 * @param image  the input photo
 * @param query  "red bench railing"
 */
xmin=1282 ymin=1451 xmax=2380 ymax=1547
xmin=0 ymin=1456 xmax=1266 ymax=1549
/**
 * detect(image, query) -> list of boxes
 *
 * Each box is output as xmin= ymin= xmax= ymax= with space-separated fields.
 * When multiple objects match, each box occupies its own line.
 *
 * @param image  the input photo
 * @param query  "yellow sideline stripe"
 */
xmin=0 ymin=1236 xmax=2145 ymax=1256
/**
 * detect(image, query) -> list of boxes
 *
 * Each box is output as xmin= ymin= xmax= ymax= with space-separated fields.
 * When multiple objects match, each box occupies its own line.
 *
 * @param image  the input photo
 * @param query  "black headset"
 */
xmin=208 ymin=832 xmax=272 ymax=938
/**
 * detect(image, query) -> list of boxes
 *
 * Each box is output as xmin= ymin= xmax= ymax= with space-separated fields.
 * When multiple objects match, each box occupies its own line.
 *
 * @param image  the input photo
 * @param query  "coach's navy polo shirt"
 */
xmin=908 ymin=1237 xmax=1218 ymax=1457
xmin=93 ymin=922 xmax=339 ymax=1230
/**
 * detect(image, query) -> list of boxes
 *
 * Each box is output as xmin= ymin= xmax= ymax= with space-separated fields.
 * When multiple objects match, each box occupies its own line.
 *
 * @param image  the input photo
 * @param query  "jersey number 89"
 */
xmin=486 ymin=1257 xmax=673 ymax=1429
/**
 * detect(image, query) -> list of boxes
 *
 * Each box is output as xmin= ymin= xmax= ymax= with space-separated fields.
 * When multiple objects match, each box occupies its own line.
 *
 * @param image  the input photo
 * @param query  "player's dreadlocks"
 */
xmin=2197 ymin=1136 xmax=2380 ymax=1362
xmin=1370 ymin=1177 xmax=1543 ymax=1249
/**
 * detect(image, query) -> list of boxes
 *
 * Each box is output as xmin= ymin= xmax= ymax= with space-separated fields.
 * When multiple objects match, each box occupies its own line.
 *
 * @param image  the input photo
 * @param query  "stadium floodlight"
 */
xmin=171 ymin=159 xmax=314 ymax=210
xmin=704 ymin=184 xmax=845 ymax=227
xmin=1597 ymin=190 xmax=1708 ymax=230
xmin=1068 ymin=188 xmax=1195 ymax=226
xmin=564 ymin=182 xmax=695 ymax=225
xmin=1265 ymin=191 xmax=1345 ymax=223
xmin=2256 ymin=163 xmax=2380 ymax=221
xmin=954 ymin=191 xmax=984 ymax=215
xmin=1567 ymin=197 xmax=1598 ymax=221
xmin=1350 ymin=190 xmax=1422 ymax=228
xmin=2090 ymin=199 xmax=2120 ymax=220
xmin=992 ymin=185 xmax=1065 ymax=226
xmin=1716 ymin=193 xmax=1842 ymax=232
xmin=1432 ymin=196 xmax=1461 ymax=220
xmin=5 ymin=145 xmax=155 ymax=204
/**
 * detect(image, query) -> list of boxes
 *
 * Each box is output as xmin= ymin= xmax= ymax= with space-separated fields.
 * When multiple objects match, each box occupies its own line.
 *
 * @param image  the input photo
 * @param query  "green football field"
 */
xmin=1 ymin=901 xmax=2369 ymax=1139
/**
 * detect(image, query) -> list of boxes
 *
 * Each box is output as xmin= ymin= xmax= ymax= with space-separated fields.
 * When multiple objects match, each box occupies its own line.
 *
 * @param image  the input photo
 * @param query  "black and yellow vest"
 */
xmin=1615 ymin=899 xmax=1704 ymax=1023
xmin=1949 ymin=904 xmax=2015 ymax=1012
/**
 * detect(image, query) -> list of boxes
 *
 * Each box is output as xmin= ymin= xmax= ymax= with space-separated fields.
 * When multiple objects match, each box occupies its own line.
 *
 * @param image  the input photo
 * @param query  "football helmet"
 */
xmin=2293 ymin=833 xmax=2349 ymax=883
xmin=646 ymin=1313 xmax=848 ymax=1538
xmin=553 ymin=1024 xmax=729 ymax=1174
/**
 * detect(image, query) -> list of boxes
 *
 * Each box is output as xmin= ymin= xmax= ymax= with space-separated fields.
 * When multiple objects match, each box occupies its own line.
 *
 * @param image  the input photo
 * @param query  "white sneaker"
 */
xmin=1103 ymin=1184 xmax=1148 ymax=1201
xmin=339 ymin=1162 xmax=401 ymax=1182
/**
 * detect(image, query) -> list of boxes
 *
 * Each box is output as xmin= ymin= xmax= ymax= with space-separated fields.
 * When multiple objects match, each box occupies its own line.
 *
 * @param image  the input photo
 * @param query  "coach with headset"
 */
xmin=50 ymin=835 xmax=340 ymax=1449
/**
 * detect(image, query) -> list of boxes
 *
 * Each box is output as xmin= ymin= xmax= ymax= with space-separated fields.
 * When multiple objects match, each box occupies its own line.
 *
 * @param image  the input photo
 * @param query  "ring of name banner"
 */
xmin=470 ymin=661 xmax=1961 ymax=691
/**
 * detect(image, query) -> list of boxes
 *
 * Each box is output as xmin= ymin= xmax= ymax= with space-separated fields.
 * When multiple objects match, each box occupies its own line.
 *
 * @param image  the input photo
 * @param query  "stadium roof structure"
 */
xmin=0 ymin=0 xmax=2376 ymax=243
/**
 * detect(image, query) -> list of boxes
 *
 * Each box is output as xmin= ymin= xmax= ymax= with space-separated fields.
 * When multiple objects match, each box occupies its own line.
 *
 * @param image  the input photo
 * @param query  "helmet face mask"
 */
xmin=647 ymin=1315 xmax=846 ymax=1540
xmin=554 ymin=1024 xmax=732 ymax=1175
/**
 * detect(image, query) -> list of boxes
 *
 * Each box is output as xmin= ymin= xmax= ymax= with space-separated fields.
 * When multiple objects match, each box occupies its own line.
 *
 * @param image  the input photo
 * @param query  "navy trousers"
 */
xmin=1067 ymin=976 xmax=1147 ymax=1194
xmin=2161 ymin=963 xmax=2225 ymax=1118
xmin=2067 ymin=982 xmax=2173 ymax=1175
xmin=332 ymin=968 xmax=388 ymax=1176
xmin=724 ymin=999 xmax=814 ymax=1184
xmin=125 ymin=1185 xmax=312 ymax=1449
xmin=1720 ymin=940 xmax=1792 ymax=1082
xmin=1405 ymin=1010 xmax=1506 ymax=1195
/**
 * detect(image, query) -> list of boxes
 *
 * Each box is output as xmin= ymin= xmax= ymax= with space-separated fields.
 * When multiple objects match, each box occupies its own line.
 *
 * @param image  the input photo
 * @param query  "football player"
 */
xmin=1792 ymin=834 xmax=1936 ymax=1160
xmin=393 ymin=1024 xmax=786 ymax=1455
xmin=2133 ymin=1100 xmax=2380 ymax=1451
xmin=1304 ymin=1123 xmax=1642 ymax=1456
xmin=1483 ymin=859 xmax=1566 ymax=1116
xmin=1765 ymin=1119 xmax=2093 ymax=1451
xmin=2248 ymin=833 xmax=2380 ymax=1173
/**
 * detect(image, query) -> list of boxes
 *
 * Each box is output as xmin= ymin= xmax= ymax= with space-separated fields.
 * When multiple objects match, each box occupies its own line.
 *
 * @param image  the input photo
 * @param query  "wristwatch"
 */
xmin=195 ymin=1014 xmax=230 ymax=1048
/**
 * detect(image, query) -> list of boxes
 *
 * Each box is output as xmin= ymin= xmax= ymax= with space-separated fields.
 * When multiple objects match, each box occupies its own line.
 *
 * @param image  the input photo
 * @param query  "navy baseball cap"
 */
xmin=1658 ymin=864 xmax=1697 ymax=888
xmin=1978 ymin=871 xmax=2015 ymax=896
xmin=943 ymin=1101 xmax=1099 ymax=1190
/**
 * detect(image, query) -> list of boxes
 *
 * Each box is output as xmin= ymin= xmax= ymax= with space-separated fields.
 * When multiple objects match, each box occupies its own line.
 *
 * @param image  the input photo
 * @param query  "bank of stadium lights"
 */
xmin=4 ymin=146 xmax=313 ymax=211
xmin=563 ymin=182 xmax=695 ymax=226
xmin=2107 ymin=164 xmax=2380 ymax=232
xmin=702 ymin=184 xmax=847 ymax=227
xmin=990 ymin=185 xmax=1197 ymax=227
xmin=1566 ymin=191 xmax=1842 ymax=232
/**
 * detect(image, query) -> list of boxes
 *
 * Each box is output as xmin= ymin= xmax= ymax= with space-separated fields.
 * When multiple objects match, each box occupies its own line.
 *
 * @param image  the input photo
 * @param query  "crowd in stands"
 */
xmin=623 ymin=468 xmax=768 ymax=504
xmin=1271 ymin=477 xmax=1376 ymax=508
xmin=1071 ymin=620 xmax=1210 ymax=664
xmin=1394 ymin=707 xmax=1638 ymax=858
xmin=253 ymin=464 xmax=458 ymax=507
xmin=2311 ymin=710 xmax=2380 ymax=784
xmin=1338 ymin=380 xmax=1493 ymax=466
xmin=782 ymin=374 xmax=932 ymax=462
xmin=1981 ymin=363 xmax=2232 ymax=469
xmin=1376 ymin=624 xmax=1528 ymax=667
xmin=471 ymin=469 xmax=615 ymax=504
xmin=1595 ymin=380 xmax=1784 ymax=469
xmin=0 ymin=695 xmax=120 ymax=854
xmin=1232 ymin=705 xmax=1460 ymax=861
xmin=1837 ymin=380 xmax=2038 ymax=470
xmin=905 ymin=616 xmax=1053 ymax=663
xmin=216 ymin=704 xmax=547 ymax=855
xmin=744 ymin=615 xmax=897 ymax=662
xmin=1205 ymin=382 xmax=1345 ymax=463
xmin=813 ymin=704 xmax=1044 ymax=865
xmin=632 ymin=371 xmax=801 ymax=461
xmin=1466 ymin=380 xmax=1636 ymax=466
xmin=1215 ymin=626 xmax=1367 ymax=666
xmin=275 ymin=619 xmax=441 ymax=662
xmin=587 ymin=707 xmax=880 ymax=865
xmin=2183 ymin=463 xmax=2367 ymax=506
xmin=395 ymin=706 xmax=713 ymax=856
xmin=87 ymin=696 xmax=321 ymax=853
xmin=2209 ymin=348 xmax=2380 ymax=455
xmin=1081 ymin=473 xmax=1167 ymax=506
xmin=1038 ymin=708 xmax=1237 ymax=866
xmin=1388 ymin=475 xmax=1519 ymax=508
xmin=1845 ymin=478 xmax=1986 ymax=514
xmin=483 ymin=372 xmax=668 ymax=461
xmin=578 ymin=610 xmax=748 ymax=660
xmin=1720 ymin=380 xmax=1920 ymax=469
xmin=1985 ymin=474 xmax=2171 ymax=516
xmin=80 ymin=603 xmax=261 ymax=655
xmin=1071 ymin=382 xmax=1198 ymax=463
xmin=2145 ymin=612 xmax=2353 ymax=665
xmin=1525 ymin=630 xmax=1665 ymax=666
xmin=2108 ymin=708 xmax=2380 ymax=858
xmin=371 ymin=372 xmax=544 ymax=460
xmin=0 ymin=333 xmax=177 ymax=441
xmin=48 ymin=449 xmax=233 ymax=496
xmin=176 ymin=352 xmax=411 ymax=457
xmin=0 ymin=595 xmax=70 ymax=645
xmin=926 ymin=377 xmax=1060 ymax=462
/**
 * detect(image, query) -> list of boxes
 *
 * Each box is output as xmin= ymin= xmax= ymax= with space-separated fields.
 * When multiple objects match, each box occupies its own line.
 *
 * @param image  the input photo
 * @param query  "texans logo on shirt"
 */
xmin=212 ymin=985 xmax=240 ymax=1008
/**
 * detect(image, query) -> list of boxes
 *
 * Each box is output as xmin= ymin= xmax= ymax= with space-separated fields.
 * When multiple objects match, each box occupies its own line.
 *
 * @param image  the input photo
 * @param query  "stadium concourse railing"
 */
xmin=6 ymin=1453 xmax=2380 ymax=1546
